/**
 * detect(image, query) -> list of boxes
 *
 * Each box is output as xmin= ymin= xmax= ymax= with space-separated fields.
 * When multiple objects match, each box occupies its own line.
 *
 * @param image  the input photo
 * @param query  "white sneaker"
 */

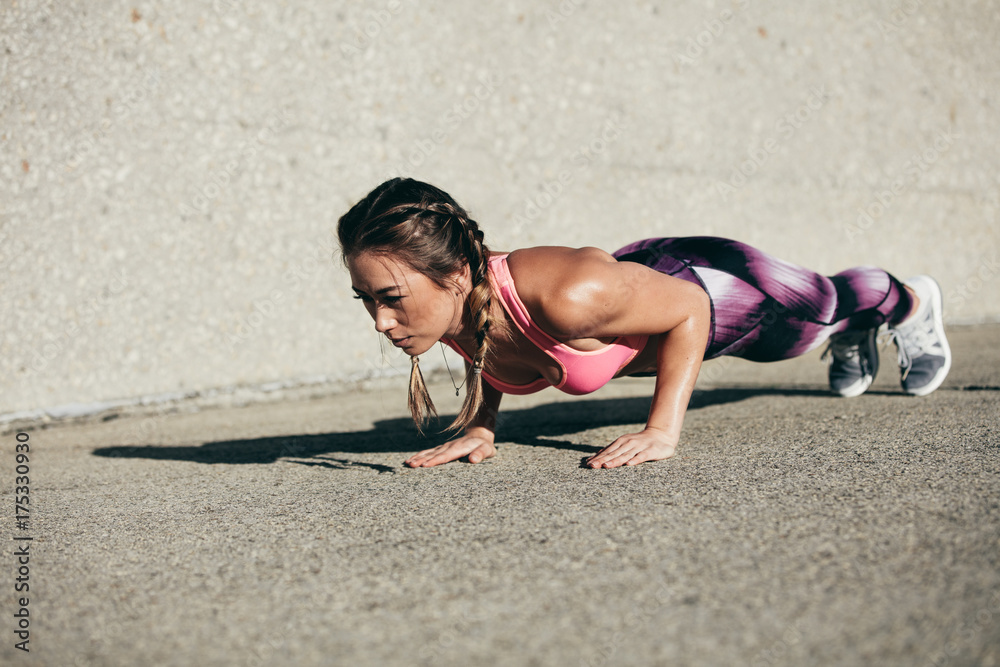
xmin=821 ymin=328 xmax=880 ymax=397
xmin=882 ymin=275 xmax=952 ymax=396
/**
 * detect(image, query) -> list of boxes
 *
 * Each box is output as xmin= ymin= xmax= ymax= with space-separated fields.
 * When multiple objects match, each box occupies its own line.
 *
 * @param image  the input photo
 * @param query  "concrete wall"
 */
xmin=2 ymin=1 xmax=998 ymax=420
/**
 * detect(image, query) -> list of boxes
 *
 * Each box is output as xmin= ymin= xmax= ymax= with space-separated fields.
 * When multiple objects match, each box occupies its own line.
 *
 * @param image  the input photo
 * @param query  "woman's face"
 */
xmin=347 ymin=251 xmax=468 ymax=356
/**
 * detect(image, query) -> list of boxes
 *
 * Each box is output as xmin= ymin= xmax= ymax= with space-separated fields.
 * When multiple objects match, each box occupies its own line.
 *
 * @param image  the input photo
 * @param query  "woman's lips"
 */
xmin=390 ymin=336 xmax=411 ymax=348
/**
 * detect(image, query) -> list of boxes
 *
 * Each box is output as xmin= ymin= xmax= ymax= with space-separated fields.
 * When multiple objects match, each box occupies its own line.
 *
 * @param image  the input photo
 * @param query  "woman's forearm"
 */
xmin=645 ymin=313 xmax=709 ymax=442
xmin=584 ymin=312 xmax=707 ymax=469
xmin=466 ymin=375 xmax=504 ymax=440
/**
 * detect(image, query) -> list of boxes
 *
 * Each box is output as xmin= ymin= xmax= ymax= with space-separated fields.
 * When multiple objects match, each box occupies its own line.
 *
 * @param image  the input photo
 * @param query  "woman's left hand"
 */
xmin=584 ymin=427 xmax=678 ymax=469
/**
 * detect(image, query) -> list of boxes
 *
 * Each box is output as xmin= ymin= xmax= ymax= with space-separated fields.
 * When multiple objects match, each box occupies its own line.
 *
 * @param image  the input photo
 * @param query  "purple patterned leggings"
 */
xmin=613 ymin=237 xmax=913 ymax=362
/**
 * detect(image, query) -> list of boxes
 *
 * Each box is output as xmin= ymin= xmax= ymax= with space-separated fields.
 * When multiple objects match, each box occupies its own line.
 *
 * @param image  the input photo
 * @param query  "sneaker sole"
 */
xmin=903 ymin=275 xmax=952 ymax=396
xmin=834 ymin=374 xmax=874 ymax=398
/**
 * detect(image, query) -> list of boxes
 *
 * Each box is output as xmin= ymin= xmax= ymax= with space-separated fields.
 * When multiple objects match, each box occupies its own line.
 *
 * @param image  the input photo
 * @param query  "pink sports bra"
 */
xmin=441 ymin=253 xmax=648 ymax=395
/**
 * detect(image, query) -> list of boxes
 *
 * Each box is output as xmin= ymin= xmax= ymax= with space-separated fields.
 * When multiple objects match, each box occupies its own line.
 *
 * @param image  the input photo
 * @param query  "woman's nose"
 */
xmin=374 ymin=309 xmax=395 ymax=333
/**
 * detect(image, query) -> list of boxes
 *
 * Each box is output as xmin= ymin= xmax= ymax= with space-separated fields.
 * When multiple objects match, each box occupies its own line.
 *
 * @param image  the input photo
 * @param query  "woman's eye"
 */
xmin=353 ymin=294 xmax=402 ymax=305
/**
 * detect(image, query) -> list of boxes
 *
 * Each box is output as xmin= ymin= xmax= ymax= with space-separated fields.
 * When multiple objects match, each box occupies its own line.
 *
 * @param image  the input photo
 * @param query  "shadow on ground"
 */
xmin=92 ymin=387 xmax=833 ymax=465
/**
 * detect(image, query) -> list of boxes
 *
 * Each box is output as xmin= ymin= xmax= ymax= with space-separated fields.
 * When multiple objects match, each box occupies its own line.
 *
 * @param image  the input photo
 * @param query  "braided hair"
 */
xmin=338 ymin=178 xmax=503 ymax=433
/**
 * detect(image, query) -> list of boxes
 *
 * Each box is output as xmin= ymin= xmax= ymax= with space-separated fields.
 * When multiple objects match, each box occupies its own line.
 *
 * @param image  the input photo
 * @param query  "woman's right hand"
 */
xmin=404 ymin=428 xmax=496 ymax=468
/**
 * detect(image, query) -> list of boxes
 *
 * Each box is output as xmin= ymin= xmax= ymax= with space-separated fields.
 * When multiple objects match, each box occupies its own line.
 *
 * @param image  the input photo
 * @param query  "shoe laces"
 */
xmin=884 ymin=296 xmax=942 ymax=376
xmin=821 ymin=330 xmax=875 ymax=371
xmin=879 ymin=328 xmax=912 ymax=380
xmin=880 ymin=311 xmax=940 ymax=381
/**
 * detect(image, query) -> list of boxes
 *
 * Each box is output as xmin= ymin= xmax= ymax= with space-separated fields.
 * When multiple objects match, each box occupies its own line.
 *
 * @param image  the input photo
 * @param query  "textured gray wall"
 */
xmin=1 ymin=1 xmax=998 ymax=419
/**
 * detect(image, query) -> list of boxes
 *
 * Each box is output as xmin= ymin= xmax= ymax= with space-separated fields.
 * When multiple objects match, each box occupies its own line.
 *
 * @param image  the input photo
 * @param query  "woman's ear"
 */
xmin=451 ymin=262 xmax=473 ymax=295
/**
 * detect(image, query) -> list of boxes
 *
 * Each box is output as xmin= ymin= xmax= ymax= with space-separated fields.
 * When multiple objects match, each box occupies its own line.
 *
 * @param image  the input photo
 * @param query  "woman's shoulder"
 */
xmin=502 ymin=245 xmax=620 ymax=337
xmin=504 ymin=245 xmax=615 ymax=274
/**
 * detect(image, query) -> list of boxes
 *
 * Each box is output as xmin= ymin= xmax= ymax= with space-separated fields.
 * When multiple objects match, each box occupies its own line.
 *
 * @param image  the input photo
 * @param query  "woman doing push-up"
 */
xmin=338 ymin=178 xmax=951 ymax=469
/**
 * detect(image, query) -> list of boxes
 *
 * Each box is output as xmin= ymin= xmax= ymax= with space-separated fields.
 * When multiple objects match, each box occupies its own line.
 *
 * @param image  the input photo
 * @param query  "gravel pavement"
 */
xmin=2 ymin=325 xmax=998 ymax=667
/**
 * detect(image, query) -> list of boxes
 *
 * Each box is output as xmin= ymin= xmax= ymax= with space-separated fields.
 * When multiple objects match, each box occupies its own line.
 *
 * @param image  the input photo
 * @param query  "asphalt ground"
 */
xmin=2 ymin=324 xmax=998 ymax=667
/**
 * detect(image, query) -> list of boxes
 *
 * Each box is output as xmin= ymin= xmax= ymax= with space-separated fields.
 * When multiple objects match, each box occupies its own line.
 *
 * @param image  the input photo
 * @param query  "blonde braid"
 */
xmin=447 ymin=222 xmax=494 ymax=432
xmin=408 ymin=355 xmax=436 ymax=434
